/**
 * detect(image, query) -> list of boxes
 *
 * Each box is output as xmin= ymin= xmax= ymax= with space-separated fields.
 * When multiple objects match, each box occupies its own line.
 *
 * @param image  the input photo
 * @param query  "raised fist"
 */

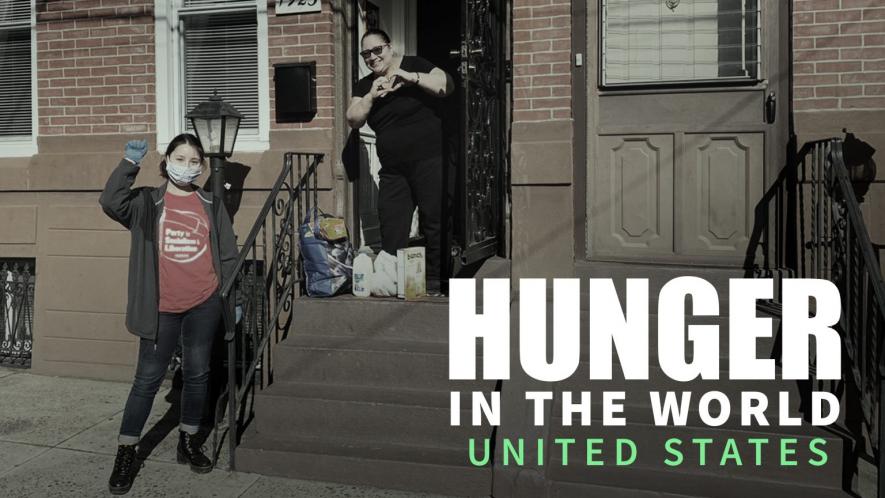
xmin=124 ymin=139 xmax=148 ymax=166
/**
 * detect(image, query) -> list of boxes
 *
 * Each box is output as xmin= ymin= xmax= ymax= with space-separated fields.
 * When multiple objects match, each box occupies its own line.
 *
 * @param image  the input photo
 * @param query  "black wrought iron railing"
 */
xmin=211 ymin=152 xmax=323 ymax=469
xmin=754 ymin=138 xmax=885 ymax=495
xmin=0 ymin=261 xmax=34 ymax=368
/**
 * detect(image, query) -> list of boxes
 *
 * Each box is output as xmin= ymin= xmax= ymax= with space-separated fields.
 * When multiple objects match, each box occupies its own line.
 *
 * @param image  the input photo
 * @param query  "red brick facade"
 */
xmin=33 ymin=0 xmax=339 ymax=138
xmin=512 ymin=0 xmax=572 ymax=122
xmin=793 ymin=0 xmax=885 ymax=111
xmin=35 ymin=0 xmax=156 ymax=136
xmin=268 ymin=3 xmax=336 ymax=131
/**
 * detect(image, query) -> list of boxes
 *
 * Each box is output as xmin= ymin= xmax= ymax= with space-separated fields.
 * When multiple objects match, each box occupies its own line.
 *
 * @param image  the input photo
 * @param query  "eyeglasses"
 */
xmin=360 ymin=44 xmax=388 ymax=59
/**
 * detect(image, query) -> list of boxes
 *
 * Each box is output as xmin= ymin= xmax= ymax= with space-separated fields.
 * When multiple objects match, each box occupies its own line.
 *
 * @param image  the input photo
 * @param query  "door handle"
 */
xmin=450 ymin=42 xmax=467 ymax=60
xmin=765 ymin=92 xmax=777 ymax=124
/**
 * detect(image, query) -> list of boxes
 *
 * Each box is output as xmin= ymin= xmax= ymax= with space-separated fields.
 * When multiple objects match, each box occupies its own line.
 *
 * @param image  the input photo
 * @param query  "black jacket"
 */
xmin=99 ymin=159 xmax=238 ymax=341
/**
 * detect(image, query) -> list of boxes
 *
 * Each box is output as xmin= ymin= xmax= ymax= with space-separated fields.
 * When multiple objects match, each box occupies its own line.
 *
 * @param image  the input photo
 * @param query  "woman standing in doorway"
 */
xmin=99 ymin=134 xmax=239 ymax=495
xmin=346 ymin=28 xmax=454 ymax=294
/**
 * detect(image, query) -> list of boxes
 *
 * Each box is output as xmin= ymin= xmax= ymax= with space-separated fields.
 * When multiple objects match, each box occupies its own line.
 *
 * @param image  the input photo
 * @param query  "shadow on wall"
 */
xmin=204 ymin=161 xmax=252 ymax=221
xmin=742 ymin=131 xmax=884 ymax=494
xmin=840 ymin=131 xmax=881 ymax=271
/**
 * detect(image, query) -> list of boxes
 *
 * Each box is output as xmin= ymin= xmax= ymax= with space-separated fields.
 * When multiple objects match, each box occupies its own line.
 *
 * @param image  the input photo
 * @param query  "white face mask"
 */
xmin=166 ymin=160 xmax=201 ymax=186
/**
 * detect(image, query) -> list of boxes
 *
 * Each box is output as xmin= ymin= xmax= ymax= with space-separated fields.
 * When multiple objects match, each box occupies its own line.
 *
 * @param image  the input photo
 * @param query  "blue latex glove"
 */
xmin=124 ymin=139 xmax=148 ymax=166
xmin=235 ymin=305 xmax=243 ymax=324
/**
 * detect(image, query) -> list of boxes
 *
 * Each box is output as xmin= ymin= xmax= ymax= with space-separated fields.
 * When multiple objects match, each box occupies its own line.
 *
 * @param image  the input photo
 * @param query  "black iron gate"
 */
xmin=0 ymin=261 xmax=34 ymax=368
xmin=451 ymin=0 xmax=506 ymax=266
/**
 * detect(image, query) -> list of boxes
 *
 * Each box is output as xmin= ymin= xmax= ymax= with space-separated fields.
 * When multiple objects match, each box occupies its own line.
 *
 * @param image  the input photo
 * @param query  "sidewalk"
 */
xmin=0 ymin=367 xmax=454 ymax=498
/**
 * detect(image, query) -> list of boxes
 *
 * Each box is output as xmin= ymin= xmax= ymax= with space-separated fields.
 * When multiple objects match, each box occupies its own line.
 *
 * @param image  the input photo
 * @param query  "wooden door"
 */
xmin=588 ymin=0 xmax=789 ymax=265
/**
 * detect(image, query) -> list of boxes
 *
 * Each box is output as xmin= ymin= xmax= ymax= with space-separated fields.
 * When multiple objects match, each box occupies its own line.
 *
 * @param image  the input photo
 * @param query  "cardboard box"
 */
xmin=397 ymin=247 xmax=426 ymax=300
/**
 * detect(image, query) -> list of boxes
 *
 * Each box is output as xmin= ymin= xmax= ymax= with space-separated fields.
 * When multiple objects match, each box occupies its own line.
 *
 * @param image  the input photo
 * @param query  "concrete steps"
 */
xmin=236 ymin=266 xmax=498 ymax=496
xmin=235 ymin=260 xmax=855 ymax=497
xmin=574 ymin=315 xmax=781 ymax=364
xmin=249 ymin=383 xmax=488 ymax=446
xmin=236 ymin=432 xmax=491 ymax=497
xmin=281 ymin=296 xmax=451 ymax=343
xmin=538 ymin=263 xmax=854 ymax=497
xmin=573 ymin=261 xmax=750 ymax=287
xmin=545 ymin=422 xmax=845 ymax=485
xmin=548 ymin=465 xmax=853 ymax=498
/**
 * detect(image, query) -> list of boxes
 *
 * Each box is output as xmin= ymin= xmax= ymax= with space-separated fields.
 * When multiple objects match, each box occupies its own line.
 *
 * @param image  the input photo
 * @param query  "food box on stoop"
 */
xmin=396 ymin=247 xmax=426 ymax=300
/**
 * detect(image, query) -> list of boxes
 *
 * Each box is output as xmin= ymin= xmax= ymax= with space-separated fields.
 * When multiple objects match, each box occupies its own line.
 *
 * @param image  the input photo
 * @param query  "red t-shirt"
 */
xmin=158 ymin=191 xmax=218 ymax=312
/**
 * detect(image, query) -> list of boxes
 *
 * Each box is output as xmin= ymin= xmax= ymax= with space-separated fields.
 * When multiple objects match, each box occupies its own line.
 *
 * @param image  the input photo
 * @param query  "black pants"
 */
xmin=378 ymin=155 xmax=442 ymax=287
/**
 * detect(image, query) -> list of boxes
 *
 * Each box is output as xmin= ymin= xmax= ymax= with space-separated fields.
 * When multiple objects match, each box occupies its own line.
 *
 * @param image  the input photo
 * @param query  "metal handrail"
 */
xmin=756 ymin=137 xmax=885 ymax=496
xmin=211 ymin=152 xmax=323 ymax=470
xmin=827 ymin=140 xmax=885 ymax=356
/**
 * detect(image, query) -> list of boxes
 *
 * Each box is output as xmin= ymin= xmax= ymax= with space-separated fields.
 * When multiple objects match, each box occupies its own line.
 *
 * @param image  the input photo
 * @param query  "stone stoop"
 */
xmin=236 ymin=260 xmax=857 ymax=497
xmin=235 ymin=295 xmax=497 ymax=497
xmin=527 ymin=262 xmax=855 ymax=497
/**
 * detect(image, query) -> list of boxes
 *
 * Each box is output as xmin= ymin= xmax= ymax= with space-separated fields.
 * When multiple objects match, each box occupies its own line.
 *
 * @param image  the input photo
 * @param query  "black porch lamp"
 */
xmin=186 ymin=91 xmax=243 ymax=200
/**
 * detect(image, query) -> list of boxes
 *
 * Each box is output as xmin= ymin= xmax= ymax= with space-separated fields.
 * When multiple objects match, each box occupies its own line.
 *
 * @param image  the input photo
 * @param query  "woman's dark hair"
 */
xmin=361 ymin=28 xmax=391 ymax=45
xmin=159 ymin=133 xmax=205 ymax=179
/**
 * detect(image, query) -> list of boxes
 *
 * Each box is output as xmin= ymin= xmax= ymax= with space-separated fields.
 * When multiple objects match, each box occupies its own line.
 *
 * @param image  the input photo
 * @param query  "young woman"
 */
xmin=346 ymin=28 xmax=454 ymax=295
xmin=99 ymin=134 xmax=239 ymax=495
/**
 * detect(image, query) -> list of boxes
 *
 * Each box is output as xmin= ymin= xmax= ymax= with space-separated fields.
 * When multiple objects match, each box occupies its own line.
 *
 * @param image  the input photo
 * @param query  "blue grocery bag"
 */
xmin=299 ymin=208 xmax=354 ymax=297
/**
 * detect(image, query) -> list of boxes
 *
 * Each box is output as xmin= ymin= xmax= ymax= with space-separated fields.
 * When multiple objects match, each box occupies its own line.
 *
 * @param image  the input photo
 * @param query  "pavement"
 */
xmin=0 ymin=366 xmax=455 ymax=498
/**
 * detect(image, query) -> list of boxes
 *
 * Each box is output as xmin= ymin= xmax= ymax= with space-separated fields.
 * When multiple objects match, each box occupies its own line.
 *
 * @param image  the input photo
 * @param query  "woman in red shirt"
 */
xmin=100 ymin=133 xmax=239 ymax=495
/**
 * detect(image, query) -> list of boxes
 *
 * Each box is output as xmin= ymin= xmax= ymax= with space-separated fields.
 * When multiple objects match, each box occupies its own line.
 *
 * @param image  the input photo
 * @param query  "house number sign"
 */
xmin=276 ymin=0 xmax=321 ymax=16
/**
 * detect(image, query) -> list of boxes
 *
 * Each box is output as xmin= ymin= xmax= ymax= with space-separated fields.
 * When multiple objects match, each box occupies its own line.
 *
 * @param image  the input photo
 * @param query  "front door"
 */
xmin=451 ymin=0 xmax=507 ymax=267
xmin=587 ymin=0 xmax=789 ymax=265
xmin=355 ymin=0 xmax=508 ymax=271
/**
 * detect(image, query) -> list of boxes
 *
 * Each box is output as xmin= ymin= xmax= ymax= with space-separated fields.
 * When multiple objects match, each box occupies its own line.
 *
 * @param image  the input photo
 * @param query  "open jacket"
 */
xmin=99 ymin=159 xmax=239 ymax=341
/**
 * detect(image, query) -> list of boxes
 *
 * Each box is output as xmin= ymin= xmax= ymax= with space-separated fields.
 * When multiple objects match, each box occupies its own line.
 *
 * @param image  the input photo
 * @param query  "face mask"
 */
xmin=166 ymin=160 xmax=201 ymax=186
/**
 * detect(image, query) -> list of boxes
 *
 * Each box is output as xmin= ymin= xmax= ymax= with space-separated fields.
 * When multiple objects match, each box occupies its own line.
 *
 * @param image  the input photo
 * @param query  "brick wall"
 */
xmin=35 ymin=0 xmax=155 ymax=136
xmin=512 ymin=0 xmax=572 ymax=122
xmin=268 ymin=3 xmax=336 ymax=130
xmin=34 ymin=0 xmax=337 ymax=137
xmin=793 ymin=0 xmax=885 ymax=111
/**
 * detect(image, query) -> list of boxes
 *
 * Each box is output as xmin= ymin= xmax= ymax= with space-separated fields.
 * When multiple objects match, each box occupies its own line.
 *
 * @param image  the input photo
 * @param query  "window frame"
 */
xmin=155 ymin=0 xmax=269 ymax=153
xmin=598 ymin=0 xmax=764 ymax=89
xmin=0 ymin=0 xmax=37 ymax=157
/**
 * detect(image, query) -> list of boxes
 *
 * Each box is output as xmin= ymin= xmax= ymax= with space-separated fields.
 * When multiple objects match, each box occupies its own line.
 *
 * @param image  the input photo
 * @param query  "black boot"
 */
xmin=108 ymin=444 xmax=138 ymax=495
xmin=177 ymin=430 xmax=212 ymax=474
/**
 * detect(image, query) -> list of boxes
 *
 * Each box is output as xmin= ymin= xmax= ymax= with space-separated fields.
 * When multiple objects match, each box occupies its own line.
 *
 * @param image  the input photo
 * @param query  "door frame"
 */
xmin=348 ymin=0 xmax=512 ymax=269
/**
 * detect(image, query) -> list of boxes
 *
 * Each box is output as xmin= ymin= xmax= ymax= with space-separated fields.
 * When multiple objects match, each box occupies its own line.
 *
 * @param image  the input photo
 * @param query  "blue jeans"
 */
xmin=118 ymin=293 xmax=221 ymax=445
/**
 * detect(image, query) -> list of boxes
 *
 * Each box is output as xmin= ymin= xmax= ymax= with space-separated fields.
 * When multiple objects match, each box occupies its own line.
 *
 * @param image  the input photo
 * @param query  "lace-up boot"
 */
xmin=177 ymin=430 xmax=212 ymax=473
xmin=108 ymin=444 xmax=138 ymax=495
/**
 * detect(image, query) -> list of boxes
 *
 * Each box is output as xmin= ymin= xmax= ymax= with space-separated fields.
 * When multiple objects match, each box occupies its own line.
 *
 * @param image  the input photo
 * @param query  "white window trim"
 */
xmin=0 ymin=0 xmax=37 ymax=158
xmin=154 ymin=0 xmax=269 ymax=153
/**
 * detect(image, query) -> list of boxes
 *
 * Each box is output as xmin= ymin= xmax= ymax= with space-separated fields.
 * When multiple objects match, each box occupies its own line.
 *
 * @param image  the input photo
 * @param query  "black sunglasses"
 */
xmin=360 ymin=44 xmax=388 ymax=59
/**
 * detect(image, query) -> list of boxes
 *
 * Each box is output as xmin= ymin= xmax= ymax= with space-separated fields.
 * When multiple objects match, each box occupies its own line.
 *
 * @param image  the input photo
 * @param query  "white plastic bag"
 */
xmin=371 ymin=250 xmax=398 ymax=297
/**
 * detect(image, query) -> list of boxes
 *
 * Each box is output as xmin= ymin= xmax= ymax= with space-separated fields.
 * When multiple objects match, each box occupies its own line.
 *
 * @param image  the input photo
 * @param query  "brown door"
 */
xmin=587 ymin=0 xmax=789 ymax=265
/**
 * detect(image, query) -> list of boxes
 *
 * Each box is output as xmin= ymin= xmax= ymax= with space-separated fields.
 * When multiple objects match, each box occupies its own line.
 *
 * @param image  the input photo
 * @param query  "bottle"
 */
xmin=352 ymin=246 xmax=374 ymax=297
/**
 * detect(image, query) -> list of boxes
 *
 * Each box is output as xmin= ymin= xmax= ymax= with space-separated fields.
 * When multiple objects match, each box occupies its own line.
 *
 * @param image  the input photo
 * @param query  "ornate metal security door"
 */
xmin=452 ymin=0 xmax=505 ymax=266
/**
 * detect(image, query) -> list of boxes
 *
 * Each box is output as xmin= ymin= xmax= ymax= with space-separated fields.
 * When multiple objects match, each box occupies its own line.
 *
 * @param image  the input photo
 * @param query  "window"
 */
xmin=0 ymin=0 xmax=35 ymax=156
xmin=155 ymin=0 xmax=268 ymax=151
xmin=601 ymin=0 xmax=760 ymax=86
